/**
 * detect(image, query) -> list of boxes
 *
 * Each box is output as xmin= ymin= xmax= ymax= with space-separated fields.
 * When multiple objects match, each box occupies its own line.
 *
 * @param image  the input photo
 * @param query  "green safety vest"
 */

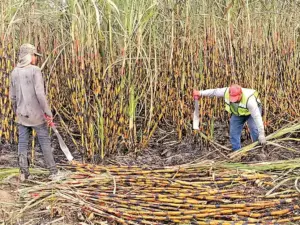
xmin=224 ymin=88 xmax=261 ymax=116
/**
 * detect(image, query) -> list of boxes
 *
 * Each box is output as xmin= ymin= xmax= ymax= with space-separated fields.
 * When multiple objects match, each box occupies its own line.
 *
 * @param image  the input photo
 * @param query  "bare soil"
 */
xmin=0 ymin=186 xmax=16 ymax=222
xmin=1 ymin=120 xmax=299 ymax=168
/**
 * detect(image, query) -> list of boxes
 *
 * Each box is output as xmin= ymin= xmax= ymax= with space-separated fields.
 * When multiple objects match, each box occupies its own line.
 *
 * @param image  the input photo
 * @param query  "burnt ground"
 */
xmin=104 ymin=120 xmax=300 ymax=167
xmin=1 ymin=120 xmax=300 ymax=168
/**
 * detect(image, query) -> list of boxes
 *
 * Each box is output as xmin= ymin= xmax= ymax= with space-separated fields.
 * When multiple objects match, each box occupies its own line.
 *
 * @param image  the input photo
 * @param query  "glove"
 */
xmin=44 ymin=114 xmax=54 ymax=127
xmin=193 ymin=89 xmax=200 ymax=100
xmin=258 ymin=133 xmax=266 ymax=146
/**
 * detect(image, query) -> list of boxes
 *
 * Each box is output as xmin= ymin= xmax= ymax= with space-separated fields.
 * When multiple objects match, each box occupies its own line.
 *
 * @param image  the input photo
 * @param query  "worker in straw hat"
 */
xmin=193 ymin=84 xmax=266 ymax=151
xmin=9 ymin=43 xmax=64 ymax=181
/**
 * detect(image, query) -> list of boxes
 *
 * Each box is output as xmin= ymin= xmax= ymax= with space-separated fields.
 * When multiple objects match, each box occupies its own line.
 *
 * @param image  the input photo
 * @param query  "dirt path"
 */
xmin=0 ymin=185 xmax=16 ymax=222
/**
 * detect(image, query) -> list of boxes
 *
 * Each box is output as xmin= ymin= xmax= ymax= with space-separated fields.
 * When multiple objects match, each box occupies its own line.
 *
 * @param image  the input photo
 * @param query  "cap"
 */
xmin=19 ymin=43 xmax=42 ymax=59
xmin=17 ymin=44 xmax=42 ymax=67
xmin=229 ymin=84 xmax=242 ymax=102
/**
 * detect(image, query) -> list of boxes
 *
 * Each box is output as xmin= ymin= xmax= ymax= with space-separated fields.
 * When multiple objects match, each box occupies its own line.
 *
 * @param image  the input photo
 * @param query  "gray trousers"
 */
xmin=18 ymin=123 xmax=57 ymax=175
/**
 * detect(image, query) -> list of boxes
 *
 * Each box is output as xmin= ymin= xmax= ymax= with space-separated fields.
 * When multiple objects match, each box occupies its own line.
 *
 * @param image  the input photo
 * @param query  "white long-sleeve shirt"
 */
xmin=199 ymin=88 xmax=264 ymax=135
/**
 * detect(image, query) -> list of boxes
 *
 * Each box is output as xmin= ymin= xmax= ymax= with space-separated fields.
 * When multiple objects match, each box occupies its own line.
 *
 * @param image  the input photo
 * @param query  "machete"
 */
xmin=51 ymin=125 xmax=74 ymax=161
xmin=45 ymin=115 xmax=74 ymax=161
xmin=193 ymin=96 xmax=200 ymax=130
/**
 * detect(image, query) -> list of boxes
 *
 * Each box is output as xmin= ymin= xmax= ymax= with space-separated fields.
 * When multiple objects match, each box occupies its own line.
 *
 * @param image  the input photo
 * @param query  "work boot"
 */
xmin=20 ymin=171 xmax=33 ymax=182
xmin=48 ymin=170 xmax=70 ymax=182
xmin=19 ymin=154 xmax=31 ymax=182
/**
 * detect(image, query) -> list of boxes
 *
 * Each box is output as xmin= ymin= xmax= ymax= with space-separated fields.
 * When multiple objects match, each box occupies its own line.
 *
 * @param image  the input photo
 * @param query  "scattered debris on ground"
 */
xmin=1 ymin=120 xmax=299 ymax=224
xmin=1 ymin=161 xmax=300 ymax=224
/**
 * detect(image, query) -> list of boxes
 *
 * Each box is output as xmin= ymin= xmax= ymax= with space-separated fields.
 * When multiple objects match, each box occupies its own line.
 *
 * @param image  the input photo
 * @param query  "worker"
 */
xmin=9 ymin=43 xmax=63 ymax=181
xmin=193 ymin=84 xmax=266 ymax=151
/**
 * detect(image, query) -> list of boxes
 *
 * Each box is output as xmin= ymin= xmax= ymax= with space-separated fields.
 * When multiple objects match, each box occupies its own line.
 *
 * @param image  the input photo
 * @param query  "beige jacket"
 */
xmin=9 ymin=65 xmax=52 ymax=126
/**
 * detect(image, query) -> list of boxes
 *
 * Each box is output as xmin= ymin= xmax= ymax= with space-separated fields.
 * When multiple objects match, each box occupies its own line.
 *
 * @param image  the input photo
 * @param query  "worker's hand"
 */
xmin=44 ymin=114 xmax=54 ymax=127
xmin=258 ymin=133 xmax=266 ymax=146
xmin=193 ymin=89 xmax=200 ymax=100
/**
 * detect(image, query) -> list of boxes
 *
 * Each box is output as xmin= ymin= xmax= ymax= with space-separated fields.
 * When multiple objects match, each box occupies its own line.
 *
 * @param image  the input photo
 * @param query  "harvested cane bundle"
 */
xmin=3 ymin=161 xmax=299 ymax=224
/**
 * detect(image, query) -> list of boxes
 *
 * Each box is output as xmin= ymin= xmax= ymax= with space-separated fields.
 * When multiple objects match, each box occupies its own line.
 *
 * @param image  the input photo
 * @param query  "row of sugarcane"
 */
xmin=8 ymin=161 xmax=300 ymax=225
xmin=1 ymin=0 xmax=300 ymax=158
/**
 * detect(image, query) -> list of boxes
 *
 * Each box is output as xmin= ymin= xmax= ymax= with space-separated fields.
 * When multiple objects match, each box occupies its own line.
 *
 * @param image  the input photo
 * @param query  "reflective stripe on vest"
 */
xmin=224 ymin=88 xmax=260 ymax=116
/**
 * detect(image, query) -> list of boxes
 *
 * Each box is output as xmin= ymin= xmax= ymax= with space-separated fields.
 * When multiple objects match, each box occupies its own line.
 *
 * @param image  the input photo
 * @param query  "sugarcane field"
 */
xmin=1 ymin=0 xmax=300 ymax=224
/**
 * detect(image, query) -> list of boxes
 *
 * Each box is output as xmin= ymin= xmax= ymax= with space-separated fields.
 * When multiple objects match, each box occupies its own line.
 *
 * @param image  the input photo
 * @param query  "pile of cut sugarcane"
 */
xmin=6 ymin=160 xmax=300 ymax=225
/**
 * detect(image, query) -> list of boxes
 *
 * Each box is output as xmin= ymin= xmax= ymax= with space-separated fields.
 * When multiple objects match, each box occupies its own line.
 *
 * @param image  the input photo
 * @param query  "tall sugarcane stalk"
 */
xmin=0 ymin=0 xmax=299 ymax=159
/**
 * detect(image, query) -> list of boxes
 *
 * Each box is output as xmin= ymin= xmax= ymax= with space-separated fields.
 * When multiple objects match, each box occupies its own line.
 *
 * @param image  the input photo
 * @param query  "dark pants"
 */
xmin=18 ymin=123 xmax=57 ymax=175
